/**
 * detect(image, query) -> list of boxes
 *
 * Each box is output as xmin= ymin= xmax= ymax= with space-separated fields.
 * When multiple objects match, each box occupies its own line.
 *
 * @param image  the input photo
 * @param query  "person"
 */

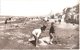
xmin=5 ymin=19 xmax=8 ymax=24
xmin=49 ymin=22 xmax=55 ymax=44
xmin=30 ymin=25 xmax=46 ymax=47
xmin=58 ymin=19 xmax=61 ymax=24
xmin=32 ymin=29 xmax=41 ymax=47
xmin=5 ymin=17 xmax=12 ymax=24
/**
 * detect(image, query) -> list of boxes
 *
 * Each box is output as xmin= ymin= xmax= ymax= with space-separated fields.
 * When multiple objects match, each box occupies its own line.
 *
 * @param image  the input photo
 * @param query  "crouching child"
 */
xmin=30 ymin=25 xmax=46 ymax=47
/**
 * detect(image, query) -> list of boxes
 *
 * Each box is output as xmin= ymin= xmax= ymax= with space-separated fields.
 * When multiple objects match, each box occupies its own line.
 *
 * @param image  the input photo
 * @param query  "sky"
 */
xmin=0 ymin=0 xmax=78 ymax=16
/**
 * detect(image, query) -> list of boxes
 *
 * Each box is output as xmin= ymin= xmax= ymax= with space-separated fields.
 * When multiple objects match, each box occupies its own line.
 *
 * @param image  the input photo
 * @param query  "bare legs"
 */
xmin=49 ymin=33 xmax=55 ymax=44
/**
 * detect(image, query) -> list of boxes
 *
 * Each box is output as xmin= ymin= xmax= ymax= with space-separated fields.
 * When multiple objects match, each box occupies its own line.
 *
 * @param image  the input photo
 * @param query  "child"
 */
xmin=49 ymin=22 xmax=55 ymax=44
xmin=31 ymin=25 xmax=46 ymax=47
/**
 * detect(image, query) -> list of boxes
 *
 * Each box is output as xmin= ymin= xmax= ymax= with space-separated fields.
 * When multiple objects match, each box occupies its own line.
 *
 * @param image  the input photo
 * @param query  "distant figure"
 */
xmin=58 ymin=19 xmax=61 ymax=24
xmin=5 ymin=19 xmax=8 ymax=24
xmin=30 ymin=25 xmax=46 ymax=47
xmin=49 ymin=22 xmax=55 ymax=44
xmin=5 ymin=17 xmax=12 ymax=24
xmin=58 ymin=15 xmax=62 ymax=24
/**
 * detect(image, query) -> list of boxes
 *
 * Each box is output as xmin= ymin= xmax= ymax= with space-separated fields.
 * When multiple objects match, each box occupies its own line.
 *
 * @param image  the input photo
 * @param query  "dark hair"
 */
xmin=9 ymin=18 xmax=11 ymax=20
xmin=41 ymin=25 xmax=46 ymax=31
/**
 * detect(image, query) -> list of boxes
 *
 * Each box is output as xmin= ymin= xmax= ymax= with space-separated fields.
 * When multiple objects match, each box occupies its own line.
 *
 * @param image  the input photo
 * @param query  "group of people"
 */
xmin=4 ymin=17 xmax=56 ymax=47
xmin=31 ymin=22 xmax=56 ymax=47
